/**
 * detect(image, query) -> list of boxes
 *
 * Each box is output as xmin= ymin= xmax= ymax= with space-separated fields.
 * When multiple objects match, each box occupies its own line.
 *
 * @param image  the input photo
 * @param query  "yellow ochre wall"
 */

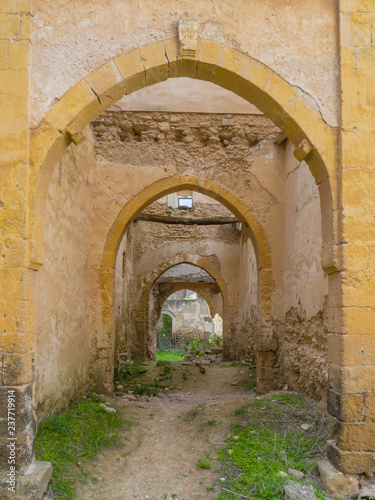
xmin=0 ymin=0 xmax=374 ymax=477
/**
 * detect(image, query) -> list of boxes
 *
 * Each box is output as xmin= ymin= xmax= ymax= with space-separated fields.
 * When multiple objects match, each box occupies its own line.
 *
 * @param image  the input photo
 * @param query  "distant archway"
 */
xmin=135 ymin=257 xmax=227 ymax=361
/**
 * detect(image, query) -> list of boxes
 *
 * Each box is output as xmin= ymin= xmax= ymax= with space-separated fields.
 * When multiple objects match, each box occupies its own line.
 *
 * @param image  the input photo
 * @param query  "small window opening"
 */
xmin=177 ymin=196 xmax=193 ymax=209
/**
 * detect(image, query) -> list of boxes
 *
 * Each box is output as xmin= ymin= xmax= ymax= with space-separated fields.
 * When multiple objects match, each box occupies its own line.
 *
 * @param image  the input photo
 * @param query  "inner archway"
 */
xmin=155 ymin=288 xmax=221 ymax=359
xmin=148 ymin=264 xmax=224 ymax=360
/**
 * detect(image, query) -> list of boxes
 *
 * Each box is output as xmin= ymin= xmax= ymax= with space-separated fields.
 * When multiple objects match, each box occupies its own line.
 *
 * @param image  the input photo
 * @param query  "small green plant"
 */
xmin=35 ymin=393 xmax=123 ymax=499
xmin=217 ymin=393 xmax=334 ymax=499
xmin=196 ymin=458 xmax=212 ymax=469
xmin=156 ymin=349 xmax=185 ymax=361
xmin=184 ymin=404 xmax=203 ymax=422
xmin=234 ymin=406 xmax=247 ymax=416
xmin=246 ymin=378 xmax=257 ymax=390
xmin=206 ymin=419 xmax=217 ymax=427
xmin=163 ymin=364 xmax=171 ymax=375
xmin=314 ymin=492 xmax=325 ymax=500
xmin=114 ymin=361 xmax=162 ymax=396
xmin=184 ymin=338 xmax=205 ymax=354
xmin=208 ymin=333 xmax=221 ymax=346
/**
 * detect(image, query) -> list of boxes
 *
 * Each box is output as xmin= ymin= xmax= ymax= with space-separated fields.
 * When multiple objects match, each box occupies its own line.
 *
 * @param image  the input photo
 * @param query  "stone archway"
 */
xmin=21 ymin=32 xmax=344 ymax=483
xmin=28 ymin=35 xmax=338 ymax=401
xmin=29 ymin=36 xmax=337 ymax=276
xmin=94 ymin=179 xmax=272 ymax=395
xmin=148 ymin=282 xmax=222 ymax=359
xmin=132 ymin=254 xmax=228 ymax=362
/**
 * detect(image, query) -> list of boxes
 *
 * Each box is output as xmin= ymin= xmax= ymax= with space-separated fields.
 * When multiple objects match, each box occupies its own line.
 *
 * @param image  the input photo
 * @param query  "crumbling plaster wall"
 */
xmin=30 ymin=0 xmax=339 ymax=128
xmin=162 ymin=292 xmax=215 ymax=344
xmin=237 ymin=229 xmax=259 ymax=361
xmin=34 ymin=128 xmax=95 ymax=419
xmin=275 ymin=141 xmax=329 ymax=397
xmin=114 ymin=225 xmax=135 ymax=364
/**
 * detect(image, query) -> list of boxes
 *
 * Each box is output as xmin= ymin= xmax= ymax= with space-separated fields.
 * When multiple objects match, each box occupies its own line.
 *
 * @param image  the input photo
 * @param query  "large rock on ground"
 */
xmin=284 ymin=481 xmax=319 ymax=500
xmin=317 ymin=460 xmax=359 ymax=499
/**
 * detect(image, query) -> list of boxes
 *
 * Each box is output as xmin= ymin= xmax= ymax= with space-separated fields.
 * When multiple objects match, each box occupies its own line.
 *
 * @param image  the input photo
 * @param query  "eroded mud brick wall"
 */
xmin=100 ymin=110 xmax=329 ymax=395
xmin=162 ymin=291 xmax=215 ymax=343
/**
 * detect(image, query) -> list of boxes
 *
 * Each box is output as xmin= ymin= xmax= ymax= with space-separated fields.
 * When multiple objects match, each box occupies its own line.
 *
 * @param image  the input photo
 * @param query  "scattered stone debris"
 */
xmin=99 ymin=403 xmax=116 ymax=413
xmin=121 ymin=394 xmax=137 ymax=401
xmin=359 ymin=485 xmax=375 ymax=498
xmin=185 ymin=352 xmax=223 ymax=365
xmin=288 ymin=468 xmax=305 ymax=480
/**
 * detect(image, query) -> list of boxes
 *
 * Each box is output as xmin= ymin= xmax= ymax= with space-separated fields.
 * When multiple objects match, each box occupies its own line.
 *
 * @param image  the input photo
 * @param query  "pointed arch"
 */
xmin=29 ymin=37 xmax=338 ymax=275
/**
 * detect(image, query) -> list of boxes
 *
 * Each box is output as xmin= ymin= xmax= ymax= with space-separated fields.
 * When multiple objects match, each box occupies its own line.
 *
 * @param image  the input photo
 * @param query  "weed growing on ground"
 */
xmin=163 ymin=364 xmax=172 ymax=375
xmin=35 ymin=392 xmax=123 ymax=499
xmin=114 ymin=361 xmax=161 ymax=396
xmin=218 ymin=393 xmax=334 ymax=499
xmin=156 ymin=349 xmax=185 ymax=361
xmin=196 ymin=458 xmax=212 ymax=469
xmin=234 ymin=406 xmax=247 ymax=416
xmin=184 ymin=404 xmax=204 ymax=422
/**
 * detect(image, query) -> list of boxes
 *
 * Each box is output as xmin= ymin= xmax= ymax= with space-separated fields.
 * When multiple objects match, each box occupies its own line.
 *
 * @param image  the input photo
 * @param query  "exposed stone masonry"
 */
xmin=92 ymin=111 xmax=280 ymax=160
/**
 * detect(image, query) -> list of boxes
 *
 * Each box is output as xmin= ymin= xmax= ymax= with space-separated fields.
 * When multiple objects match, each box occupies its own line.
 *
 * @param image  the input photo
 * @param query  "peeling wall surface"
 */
xmin=34 ymin=129 xmax=95 ymax=418
xmin=276 ymin=142 xmax=328 ymax=397
xmin=237 ymin=230 xmax=259 ymax=361
xmin=30 ymin=0 xmax=339 ymax=127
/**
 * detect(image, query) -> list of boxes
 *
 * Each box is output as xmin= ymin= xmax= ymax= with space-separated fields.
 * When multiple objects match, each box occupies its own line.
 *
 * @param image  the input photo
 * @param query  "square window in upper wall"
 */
xmin=177 ymin=196 xmax=193 ymax=209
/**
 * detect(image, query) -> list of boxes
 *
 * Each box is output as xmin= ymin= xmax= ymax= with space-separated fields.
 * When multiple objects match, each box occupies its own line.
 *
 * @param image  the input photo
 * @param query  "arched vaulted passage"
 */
xmin=29 ymin=37 xmax=338 ymax=276
xmin=132 ymin=255 xmax=228 ymax=361
xmin=28 ymin=36 xmax=338 ymax=394
xmin=146 ymin=271 xmax=224 ymax=360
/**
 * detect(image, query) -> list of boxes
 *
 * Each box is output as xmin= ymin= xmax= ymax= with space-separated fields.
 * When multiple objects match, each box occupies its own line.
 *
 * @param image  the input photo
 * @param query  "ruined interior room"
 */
xmin=1 ymin=1 xmax=374 ymax=498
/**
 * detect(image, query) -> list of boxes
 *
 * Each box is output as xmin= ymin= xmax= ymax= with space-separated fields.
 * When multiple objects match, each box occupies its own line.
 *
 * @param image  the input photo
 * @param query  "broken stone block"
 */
xmin=288 ymin=468 xmax=305 ymax=480
xmin=99 ymin=403 xmax=116 ymax=413
xmin=284 ymin=481 xmax=317 ymax=499
xmin=317 ymin=459 xmax=359 ymax=499
xmin=359 ymin=485 xmax=375 ymax=498
xmin=0 ymin=461 xmax=52 ymax=500
xmin=284 ymin=481 xmax=319 ymax=500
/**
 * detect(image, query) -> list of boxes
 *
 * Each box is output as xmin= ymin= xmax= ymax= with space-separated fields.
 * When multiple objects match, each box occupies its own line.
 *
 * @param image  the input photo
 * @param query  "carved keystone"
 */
xmin=293 ymin=138 xmax=315 ymax=162
xmin=178 ymin=19 xmax=199 ymax=58
xmin=66 ymin=123 xmax=86 ymax=145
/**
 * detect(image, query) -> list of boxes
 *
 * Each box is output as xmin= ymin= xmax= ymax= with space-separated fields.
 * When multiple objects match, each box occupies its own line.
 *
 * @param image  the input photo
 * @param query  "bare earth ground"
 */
xmin=75 ymin=364 xmax=255 ymax=500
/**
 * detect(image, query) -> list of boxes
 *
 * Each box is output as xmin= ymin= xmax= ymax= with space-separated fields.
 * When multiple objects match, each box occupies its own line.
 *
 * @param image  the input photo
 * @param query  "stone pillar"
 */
xmin=327 ymin=1 xmax=375 ymax=474
xmin=0 ymin=1 xmax=52 ymax=497
xmin=256 ymin=268 xmax=277 ymax=392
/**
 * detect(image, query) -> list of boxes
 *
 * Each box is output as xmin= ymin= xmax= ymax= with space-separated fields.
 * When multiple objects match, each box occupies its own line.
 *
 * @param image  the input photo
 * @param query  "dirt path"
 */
xmin=76 ymin=365 xmax=255 ymax=500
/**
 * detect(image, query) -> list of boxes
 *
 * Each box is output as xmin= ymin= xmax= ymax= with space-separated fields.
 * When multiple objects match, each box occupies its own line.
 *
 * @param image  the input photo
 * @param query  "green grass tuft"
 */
xmin=218 ymin=393 xmax=333 ymax=499
xmin=156 ymin=349 xmax=185 ymax=361
xmin=35 ymin=393 xmax=123 ymax=499
xmin=196 ymin=458 xmax=212 ymax=469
